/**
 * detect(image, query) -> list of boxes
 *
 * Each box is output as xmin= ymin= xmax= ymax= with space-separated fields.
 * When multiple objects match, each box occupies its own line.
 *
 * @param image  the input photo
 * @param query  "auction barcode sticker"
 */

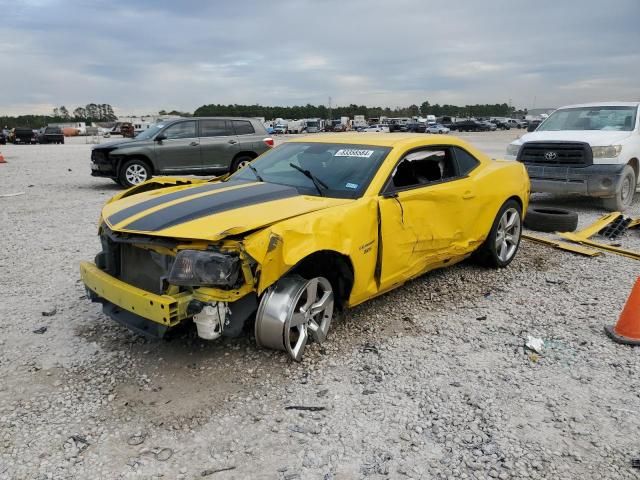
xmin=334 ymin=149 xmax=374 ymax=158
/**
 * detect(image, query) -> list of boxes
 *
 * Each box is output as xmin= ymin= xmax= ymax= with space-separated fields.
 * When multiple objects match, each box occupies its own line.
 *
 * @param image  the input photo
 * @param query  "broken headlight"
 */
xmin=168 ymin=250 xmax=241 ymax=288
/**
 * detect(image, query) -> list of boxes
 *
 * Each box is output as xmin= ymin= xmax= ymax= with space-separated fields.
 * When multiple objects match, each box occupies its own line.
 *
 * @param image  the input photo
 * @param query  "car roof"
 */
xmin=286 ymin=133 xmax=471 ymax=149
xmin=558 ymin=101 xmax=640 ymax=109
xmin=180 ymin=117 xmax=261 ymax=122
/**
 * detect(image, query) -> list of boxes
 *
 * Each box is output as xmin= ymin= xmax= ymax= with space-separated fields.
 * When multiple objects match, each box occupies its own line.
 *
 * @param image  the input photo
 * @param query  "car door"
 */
xmin=154 ymin=120 xmax=200 ymax=172
xmin=377 ymin=146 xmax=482 ymax=290
xmin=199 ymin=119 xmax=239 ymax=171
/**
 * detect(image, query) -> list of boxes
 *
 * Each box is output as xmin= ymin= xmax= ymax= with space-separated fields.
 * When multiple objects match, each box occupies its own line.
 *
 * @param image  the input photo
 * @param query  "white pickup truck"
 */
xmin=505 ymin=102 xmax=639 ymax=211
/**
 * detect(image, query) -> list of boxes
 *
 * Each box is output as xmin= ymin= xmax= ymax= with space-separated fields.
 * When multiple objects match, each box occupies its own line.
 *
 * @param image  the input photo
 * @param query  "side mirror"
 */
xmin=155 ymin=134 xmax=167 ymax=142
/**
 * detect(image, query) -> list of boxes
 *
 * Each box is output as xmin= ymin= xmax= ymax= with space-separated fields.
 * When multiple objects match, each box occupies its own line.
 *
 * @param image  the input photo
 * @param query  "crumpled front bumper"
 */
xmin=524 ymin=163 xmax=626 ymax=197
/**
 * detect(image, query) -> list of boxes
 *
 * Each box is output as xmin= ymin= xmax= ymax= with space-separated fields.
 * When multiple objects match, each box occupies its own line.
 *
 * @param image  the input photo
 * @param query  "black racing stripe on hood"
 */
xmin=107 ymin=181 xmax=248 ymax=226
xmin=122 ymin=182 xmax=300 ymax=232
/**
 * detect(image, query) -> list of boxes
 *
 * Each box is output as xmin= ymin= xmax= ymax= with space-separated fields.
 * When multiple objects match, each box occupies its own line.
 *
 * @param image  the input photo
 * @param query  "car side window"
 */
xmin=200 ymin=119 xmax=232 ymax=137
xmin=232 ymin=120 xmax=255 ymax=135
xmin=454 ymin=147 xmax=480 ymax=175
xmin=387 ymin=147 xmax=458 ymax=191
xmin=163 ymin=121 xmax=196 ymax=139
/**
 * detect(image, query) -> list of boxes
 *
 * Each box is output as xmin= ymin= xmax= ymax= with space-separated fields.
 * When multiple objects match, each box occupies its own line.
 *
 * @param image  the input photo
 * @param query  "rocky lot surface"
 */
xmin=0 ymin=131 xmax=639 ymax=479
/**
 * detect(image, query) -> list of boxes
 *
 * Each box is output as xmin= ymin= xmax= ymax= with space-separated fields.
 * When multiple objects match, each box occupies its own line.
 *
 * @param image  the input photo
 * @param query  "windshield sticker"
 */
xmin=335 ymin=149 xmax=374 ymax=158
xmin=345 ymin=183 xmax=359 ymax=189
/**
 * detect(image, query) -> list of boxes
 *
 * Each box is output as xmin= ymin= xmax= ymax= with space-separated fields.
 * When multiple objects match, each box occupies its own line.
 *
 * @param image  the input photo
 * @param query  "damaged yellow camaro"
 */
xmin=81 ymin=134 xmax=529 ymax=360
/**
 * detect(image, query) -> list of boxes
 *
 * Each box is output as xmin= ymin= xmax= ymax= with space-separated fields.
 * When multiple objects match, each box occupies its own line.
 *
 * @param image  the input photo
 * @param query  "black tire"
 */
xmin=118 ymin=158 xmax=152 ymax=188
xmin=475 ymin=199 xmax=523 ymax=268
xmin=602 ymin=165 xmax=636 ymax=212
xmin=231 ymin=155 xmax=254 ymax=172
xmin=523 ymin=207 xmax=578 ymax=232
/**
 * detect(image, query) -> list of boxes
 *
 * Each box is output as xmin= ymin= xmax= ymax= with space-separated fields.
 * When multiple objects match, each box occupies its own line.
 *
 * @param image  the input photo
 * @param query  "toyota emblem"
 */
xmin=544 ymin=151 xmax=558 ymax=160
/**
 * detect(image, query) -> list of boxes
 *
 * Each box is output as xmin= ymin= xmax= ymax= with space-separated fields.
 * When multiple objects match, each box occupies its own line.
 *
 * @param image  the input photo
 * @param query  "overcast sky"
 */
xmin=1 ymin=0 xmax=639 ymax=116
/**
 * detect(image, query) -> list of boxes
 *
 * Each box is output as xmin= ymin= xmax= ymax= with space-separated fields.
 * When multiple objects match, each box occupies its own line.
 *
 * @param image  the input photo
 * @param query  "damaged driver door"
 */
xmin=377 ymin=147 xmax=479 ymax=291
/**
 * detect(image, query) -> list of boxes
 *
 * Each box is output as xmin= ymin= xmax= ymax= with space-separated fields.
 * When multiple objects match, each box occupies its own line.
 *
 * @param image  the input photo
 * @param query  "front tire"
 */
xmin=230 ymin=155 xmax=253 ymax=172
xmin=118 ymin=159 xmax=152 ymax=188
xmin=603 ymin=165 xmax=636 ymax=211
xmin=475 ymin=200 xmax=522 ymax=268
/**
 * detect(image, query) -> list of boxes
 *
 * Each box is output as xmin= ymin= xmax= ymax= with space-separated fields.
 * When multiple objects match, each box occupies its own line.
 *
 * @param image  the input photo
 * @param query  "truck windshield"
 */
xmin=538 ymin=106 xmax=637 ymax=132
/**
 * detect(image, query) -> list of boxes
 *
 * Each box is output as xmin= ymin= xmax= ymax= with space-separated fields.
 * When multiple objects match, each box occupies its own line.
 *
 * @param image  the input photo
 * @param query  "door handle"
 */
xmin=462 ymin=191 xmax=475 ymax=199
xmin=228 ymin=139 xmax=238 ymax=145
xmin=189 ymin=141 xmax=199 ymax=147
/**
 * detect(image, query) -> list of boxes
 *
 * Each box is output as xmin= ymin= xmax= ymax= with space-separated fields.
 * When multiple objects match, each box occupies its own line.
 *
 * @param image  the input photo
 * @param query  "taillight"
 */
xmin=263 ymin=137 xmax=274 ymax=148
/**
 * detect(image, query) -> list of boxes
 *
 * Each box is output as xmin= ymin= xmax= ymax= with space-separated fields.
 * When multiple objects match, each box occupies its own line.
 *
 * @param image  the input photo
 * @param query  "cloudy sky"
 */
xmin=1 ymin=0 xmax=639 ymax=115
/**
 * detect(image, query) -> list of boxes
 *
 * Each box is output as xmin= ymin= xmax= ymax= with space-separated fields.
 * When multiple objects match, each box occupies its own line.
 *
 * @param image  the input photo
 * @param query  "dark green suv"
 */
xmin=90 ymin=117 xmax=273 ymax=187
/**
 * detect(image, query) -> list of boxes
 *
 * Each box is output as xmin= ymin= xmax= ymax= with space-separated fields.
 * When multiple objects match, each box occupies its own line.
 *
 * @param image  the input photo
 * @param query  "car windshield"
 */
xmin=229 ymin=142 xmax=391 ymax=199
xmin=538 ymin=106 xmax=637 ymax=132
xmin=135 ymin=123 xmax=165 ymax=140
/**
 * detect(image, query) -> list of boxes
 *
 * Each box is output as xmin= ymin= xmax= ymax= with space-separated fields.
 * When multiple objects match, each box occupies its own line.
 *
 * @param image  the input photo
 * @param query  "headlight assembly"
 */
xmin=506 ymin=144 xmax=521 ymax=156
xmin=591 ymin=145 xmax=622 ymax=158
xmin=168 ymin=250 xmax=241 ymax=288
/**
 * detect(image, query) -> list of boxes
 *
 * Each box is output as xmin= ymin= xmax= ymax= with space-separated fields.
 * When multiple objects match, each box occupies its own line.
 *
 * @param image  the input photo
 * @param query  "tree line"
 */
xmin=193 ymin=101 xmax=519 ymax=120
xmin=1 ymin=103 xmax=117 ymax=129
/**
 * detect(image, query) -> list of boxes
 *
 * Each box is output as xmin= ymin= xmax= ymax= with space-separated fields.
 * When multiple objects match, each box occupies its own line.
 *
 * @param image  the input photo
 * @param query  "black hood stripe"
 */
xmin=107 ymin=181 xmax=250 ymax=226
xmin=122 ymin=182 xmax=300 ymax=232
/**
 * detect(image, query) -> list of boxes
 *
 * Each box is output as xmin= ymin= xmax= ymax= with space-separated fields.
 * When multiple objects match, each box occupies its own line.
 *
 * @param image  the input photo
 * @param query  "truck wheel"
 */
xmin=118 ymin=159 xmax=151 ymax=188
xmin=524 ymin=207 xmax=578 ymax=232
xmin=474 ymin=199 xmax=522 ymax=268
xmin=603 ymin=165 xmax=636 ymax=212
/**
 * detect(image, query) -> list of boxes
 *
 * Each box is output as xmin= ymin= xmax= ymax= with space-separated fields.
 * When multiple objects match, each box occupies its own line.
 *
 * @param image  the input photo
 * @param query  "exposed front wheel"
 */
xmin=255 ymin=275 xmax=334 ymax=361
xmin=118 ymin=159 xmax=152 ymax=188
xmin=475 ymin=200 xmax=522 ymax=268
xmin=603 ymin=165 xmax=636 ymax=211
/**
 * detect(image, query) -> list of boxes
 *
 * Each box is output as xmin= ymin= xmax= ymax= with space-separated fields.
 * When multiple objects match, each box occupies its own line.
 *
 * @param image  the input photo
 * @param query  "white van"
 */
xmin=505 ymin=102 xmax=639 ymax=210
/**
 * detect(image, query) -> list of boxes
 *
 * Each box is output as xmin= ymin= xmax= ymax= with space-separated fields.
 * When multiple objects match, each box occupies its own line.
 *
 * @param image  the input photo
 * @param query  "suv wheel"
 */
xmin=231 ymin=155 xmax=253 ymax=172
xmin=119 ymin=159 xmax=151 ymax=188
xmin=603 ymin=165 xmax=636 ymax=211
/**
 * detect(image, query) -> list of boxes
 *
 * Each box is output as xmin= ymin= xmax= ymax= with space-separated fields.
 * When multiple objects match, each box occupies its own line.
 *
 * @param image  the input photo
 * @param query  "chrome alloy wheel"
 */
xmin=255 ymin=275 xmax=334 ymax=361
xmin=237 ymin=159 xmax=251 ymax=169
xmin=125 ymin=163 xmax=148 ymax=185
xmin=495 ymin=207 xmax=521 ymax=263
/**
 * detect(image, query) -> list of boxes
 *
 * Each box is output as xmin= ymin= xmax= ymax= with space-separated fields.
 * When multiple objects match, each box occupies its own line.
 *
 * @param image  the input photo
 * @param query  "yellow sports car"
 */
xmin=81 ymin=134 xmax=529 ymax=360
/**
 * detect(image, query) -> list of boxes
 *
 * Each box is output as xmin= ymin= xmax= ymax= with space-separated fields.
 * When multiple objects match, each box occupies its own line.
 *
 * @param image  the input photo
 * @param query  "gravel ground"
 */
xmin=1 ymin=131 xmax=639 ymax=479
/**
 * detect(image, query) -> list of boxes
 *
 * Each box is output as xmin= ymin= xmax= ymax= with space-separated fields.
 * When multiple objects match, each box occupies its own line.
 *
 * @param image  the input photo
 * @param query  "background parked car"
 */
xmin=405 ymin=122 xmax=427 ymax=133
xmin=478 ymin=120 xmax=497 ymax=131
xmin=489 ymin=118 xmax=511 ymax=130
xmin=451 ymin=120 xmax=490 ymax=132
xmin=362 ymin=124 xmax=390 ymax=133
xmin=0 ymin=130 xmax=6 ymax=145
xmin=90 ymin=117 xmax=274 ymax=187
xmin=37 ymin=126 xmax=65 ymax=144
xmin=425 ymin=124 xmax=450 ymax=134
xmin=10 ymin=127 xmax=37 ymax=144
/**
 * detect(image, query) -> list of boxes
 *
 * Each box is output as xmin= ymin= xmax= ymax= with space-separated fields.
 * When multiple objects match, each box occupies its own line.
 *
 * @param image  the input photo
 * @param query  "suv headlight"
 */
xmin=506 ymin=144 xmax=521 ymax=156
xmin=168 ymin=250 xmax=241 ymax=287
xmin=591 ymin=145 xmax=622 ymax=158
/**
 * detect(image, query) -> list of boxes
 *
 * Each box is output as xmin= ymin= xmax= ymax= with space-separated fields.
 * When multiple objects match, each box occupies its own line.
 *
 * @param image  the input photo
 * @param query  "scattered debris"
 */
xmin=316 ymin=389 xmax=329 ymax=398
xmin=528 ymin=352 xmax=540 ymax=363
xmin=32 ymin=326 xmax=47 ymax=334
xmin=285 ymin=405 xmax=325 ymax=412
xmin=361 ymin=343 xmax=379 ymax=355
xmin=598 ymin=214 xmax=631 ymax=240
xmin=632 ymin=458 xmax=640 ymax=469
xmin=476 ymin=315 xmax=487 ymax=321
xmin=41 ymin=307 xmax=57 ymax=317
xmin=0 ymin=192 xmax=25 ymax=198
xmin=522 ymin=233 xmax=601 ymax=257
xmin=127 ymin=433 xmax=147 ymax=446
xmin=69 ymin=435 xmax=90 ymax=452
xmin=154 ymin=447 xmax=173 ymax=461
xmin=201 ymin=466 xmax=236 ymax=476
xmin=525 ymin=336 xmax=545 ymax=354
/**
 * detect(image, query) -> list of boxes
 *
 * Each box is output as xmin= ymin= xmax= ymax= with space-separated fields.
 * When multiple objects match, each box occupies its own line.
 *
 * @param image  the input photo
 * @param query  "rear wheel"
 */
xmin=603 ymin=165 xmax=636 ymax=211
xmin=475 ymin=200 xmax=522 ymax=268
xmin=231 ymin=155 xmax=254 ymax=172
xmin=118 ymin=159 xmax=151 ymax=188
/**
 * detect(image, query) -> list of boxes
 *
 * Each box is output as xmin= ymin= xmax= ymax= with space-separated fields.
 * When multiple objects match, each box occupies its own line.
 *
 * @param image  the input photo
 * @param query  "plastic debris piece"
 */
xmin=599 ymin=215 xmax=631 ymax=240
xmin=525 ymin=336 xmax=544 ymax=354
xmin=127 ymin=433 xmax=147 ymax=446
xmin=155 ymin=447 xmax=173 ymax=461
xmin=202 ymin=466 xmax=236 ymax=476
xmin=33 ymin=326 xmax=47 ymax=334
xmin=42 ymin=308 xmax=57 ymax=317
xmin=0 ymin=192 xmax=25 ymax=198
xmin=285 ymin=406 xmax=325 ymax=412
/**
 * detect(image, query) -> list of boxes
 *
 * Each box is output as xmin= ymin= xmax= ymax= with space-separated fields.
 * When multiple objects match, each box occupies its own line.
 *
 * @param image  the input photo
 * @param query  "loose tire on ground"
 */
xmin=118 ymin=158 xmax=152 ymax=188
xmin=474 ymin=199 xmax=523 ymax=268
xmin=523 ymin=207 xmax=578 ymax=233
xmin=602 ymin=165 xmax=636 ymax=212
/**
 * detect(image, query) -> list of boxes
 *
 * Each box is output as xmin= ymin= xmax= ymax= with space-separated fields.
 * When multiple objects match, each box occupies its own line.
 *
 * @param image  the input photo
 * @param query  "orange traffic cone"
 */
xmin=605 ymin=277 xmax=640 ymax=345
xmin=0 ymin=152 xmax=5 ymax=164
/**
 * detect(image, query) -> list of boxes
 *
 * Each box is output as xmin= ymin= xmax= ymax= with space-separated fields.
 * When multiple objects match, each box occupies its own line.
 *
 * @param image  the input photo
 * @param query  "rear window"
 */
xmin=232 ymin=120 xmax=255 ymax=135
xmin=200 ymin=119 xmax=233 ymax=137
